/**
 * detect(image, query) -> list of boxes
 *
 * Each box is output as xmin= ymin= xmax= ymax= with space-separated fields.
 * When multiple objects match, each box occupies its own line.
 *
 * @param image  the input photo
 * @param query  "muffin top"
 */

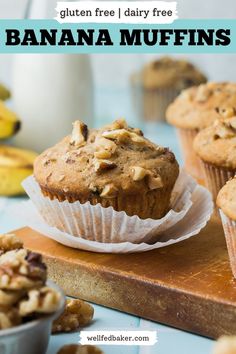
xmin=34 ymin=119 xmax=179 ymax=200
xmin=141 ymin=57 xmax=206 ymax=90
xmin=167 ymin=82 xmax=236 ymax=130
xmin=193 ymin=108 xmax=236 ymax=169
xmin=217 ymin=177 xmax=236 ymax=220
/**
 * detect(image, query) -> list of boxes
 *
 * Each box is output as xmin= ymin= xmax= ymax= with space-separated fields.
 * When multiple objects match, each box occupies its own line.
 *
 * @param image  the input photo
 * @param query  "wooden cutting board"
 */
xmin=14 ymin=221 xmax=236 ymax=339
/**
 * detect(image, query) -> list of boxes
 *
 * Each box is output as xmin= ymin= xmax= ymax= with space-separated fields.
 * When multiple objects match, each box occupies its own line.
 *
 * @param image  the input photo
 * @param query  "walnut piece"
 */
xmin=94 ymin=159 xmax=116 ymax=172
xmin=102 ymin=129 xmax=130 ymax=142
xmin=128 ymin=132 xmax=145 ymax=143
xmin=230 ymin=118 xmax=236 ymax=130
xmin=213 ymin=336 xmax=236 ymax=354
xmin=100 ymin=184 xmax=118 ymax=198
xmin=57 ymin=344 xmax=103 ymax=354
xmin=102 ymin=129 xmax=145 ymax=144
xmin=0 ymin=234 xmax=23 ymax=254
xmin=52 ymin=299 xmax=94 ymax=334
xmin=19 ymin=286 xmax=62 ymax=316
xmin=213 ymin=120 xmax=236 ymax=139
xmin=220 ymin=107 xmax=236 ymax=118
xmin=0 ymin=307 xmax=21 ymax=329
xmin=132 ymin=166 xmax=149 ymax=181
xmin=70 ymin=121 xmax=88 ymax=147
xmin=0 ymin=249 xmax=47 ymax=290
xmin=148 ymin=175 xmax=164 ymax=190
xmin=195 ymin=85 xmax=212 ymax=103
xmin=180 ymin=89 xmax=193 ymax=101
xmin=105 ymin=118 xmax=128 ymax=131
xmin=0 ymin=289 xmax=25 ymax=306
xmin=94 ymin=137 xmax=117 ymax=159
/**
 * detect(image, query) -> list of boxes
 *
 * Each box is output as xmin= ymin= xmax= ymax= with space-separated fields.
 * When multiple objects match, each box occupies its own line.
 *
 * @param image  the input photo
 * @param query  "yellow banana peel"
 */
xmin=0 ymin=101 xmax=21 ymax=139
xmin=0 ymin=145 xmax=37 ymax=196
xmin=0 ymin=83 xmax=10 ymax=101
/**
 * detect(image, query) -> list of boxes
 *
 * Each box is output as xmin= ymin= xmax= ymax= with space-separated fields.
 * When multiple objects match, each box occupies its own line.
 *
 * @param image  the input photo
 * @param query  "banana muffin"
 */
xmin=34 ymin=119 xmax=179 ymax=220
xmin=193 ymin=108 xmax=236 ymax=203
xmin=167 ymin=82 xmax=236 ymax=183
xmin=131 ymin=57 xmax=206 ymax=122
xmin=217 ymin=178 xmax=236 ymax=277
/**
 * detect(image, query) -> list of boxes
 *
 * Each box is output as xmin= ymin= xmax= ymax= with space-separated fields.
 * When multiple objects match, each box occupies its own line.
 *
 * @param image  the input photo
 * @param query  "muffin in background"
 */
xmin=194 ymin=108 xmax=236 ymax=203
xmin=131 ymin=57 xmax=206 ymax=123
xmin=34 ymin=119 xmax=179 ymax=220
xmin=213 ymin=336 xmax=236 ymax=354
xmin=217 ymin=178 xmax=236 ymax=278
xmin=167 ymin=82 xmax=236 ymax=184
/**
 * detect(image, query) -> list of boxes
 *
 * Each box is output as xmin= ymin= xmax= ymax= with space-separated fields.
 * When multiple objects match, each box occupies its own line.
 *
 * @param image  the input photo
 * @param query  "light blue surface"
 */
xmin=0 ymin=123 xmax=214 ymax=354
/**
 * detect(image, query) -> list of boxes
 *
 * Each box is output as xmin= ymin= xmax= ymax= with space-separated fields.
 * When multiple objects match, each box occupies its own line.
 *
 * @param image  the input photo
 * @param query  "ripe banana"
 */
xmin=0 ymin=145 xmax=37 ymax=196
xmin=0 ymin=83 xmax=10 ymax=101
xmin=0 ymin=101 xmax=21 ymax=139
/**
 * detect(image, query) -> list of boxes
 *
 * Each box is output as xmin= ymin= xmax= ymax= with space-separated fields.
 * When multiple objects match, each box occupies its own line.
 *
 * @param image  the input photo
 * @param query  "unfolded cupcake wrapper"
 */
xmin=176 ymin=128 xmax=204 ymax=184
xmin=20 ymin=170 xmax=213 ymax=252
xmin=132 ymin=84 xmax=179 ymax=122
xmin=13 ymin=179 xmax=212 ymax=253
xmin=200 ymin=162 xmax=235 ymax=202
xmin=219 ymin=210 xmax=236 ymax=278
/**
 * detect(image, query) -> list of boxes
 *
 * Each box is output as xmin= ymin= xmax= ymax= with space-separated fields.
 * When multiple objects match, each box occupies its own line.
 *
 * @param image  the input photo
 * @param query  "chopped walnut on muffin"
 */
xmin=52 ymin=299 xmax=94 ymax=333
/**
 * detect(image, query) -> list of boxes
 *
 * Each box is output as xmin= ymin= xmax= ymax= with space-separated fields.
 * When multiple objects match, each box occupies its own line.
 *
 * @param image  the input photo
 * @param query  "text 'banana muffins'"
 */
xmin=167 ymin=82 xmax=236 ymax=183
xmin=217 ymin=178 xmax=236 ymax=277
xmin=194 ymin=108 xmax=236 ymax=203
xmin=34 ymin=119 xmax=179 ymax=220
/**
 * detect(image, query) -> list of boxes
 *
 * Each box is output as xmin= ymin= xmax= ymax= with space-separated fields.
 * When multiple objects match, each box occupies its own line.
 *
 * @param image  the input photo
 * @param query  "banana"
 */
xmin=0 ymin=101 xmax=21 ymax=139
xmin=0 ymin=83 xmax=10 ymax=101
xmin=0 ymin=145 xmax=37 ymax=196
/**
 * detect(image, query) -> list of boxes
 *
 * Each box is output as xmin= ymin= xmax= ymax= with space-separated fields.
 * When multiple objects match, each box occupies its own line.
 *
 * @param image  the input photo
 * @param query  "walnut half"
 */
xmin=94 ymin=159 xmax=116 ymax=172
xmin=70 ymin=121 xmax=88 ymax=148
xmin=195 ymin=85 xmax=212 ymax=103
xmin=100 ymin=184 xmax=118 ymax=198
xmin=52 ymin=299 xmax=94 ymax=334
xmin=94 ymin=137 xmax=117 ymax=159
xmin=102 ymin=129 xmax=145 ymax=144
xmin=131 ymin=166 xmax=149 ymax=181
xmin=19 ymin=287 xmax=62 ymax=316
xmin=0 ymin=234 xmax=23 ymax=254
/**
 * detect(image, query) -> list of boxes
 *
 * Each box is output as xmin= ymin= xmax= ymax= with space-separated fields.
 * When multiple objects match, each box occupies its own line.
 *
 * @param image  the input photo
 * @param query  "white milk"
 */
xmin=12 ymin=53 xmax=94 ymax=152
xmin=12 ymin=0 xmax=94 ymax=152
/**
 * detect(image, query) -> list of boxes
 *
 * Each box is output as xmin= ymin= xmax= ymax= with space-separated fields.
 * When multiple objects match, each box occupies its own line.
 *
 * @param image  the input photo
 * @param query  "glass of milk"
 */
xmin=12 ymin=0 xmax=94 ymax=152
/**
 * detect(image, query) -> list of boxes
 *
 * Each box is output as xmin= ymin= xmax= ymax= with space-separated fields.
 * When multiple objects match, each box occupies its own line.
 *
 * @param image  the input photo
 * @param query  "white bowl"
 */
xmin=0 ymin=281 xmax=65 ymax=354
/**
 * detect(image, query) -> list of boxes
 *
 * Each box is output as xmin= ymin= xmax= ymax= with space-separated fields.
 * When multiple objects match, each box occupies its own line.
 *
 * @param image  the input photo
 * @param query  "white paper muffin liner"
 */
xmin=20 ymin=170 xmax=213 ymax=251
xmin=12 ymin=182 xmax=212 ymax=253
xmin=132 ymin=83 xmax=179 ymax=122
xmin=176 ymin=128 xmax=204 ymax=184
xmin=201 ymin=162 xmax=235 ymax=203
xmin=22 ymin=170 xmax=195 ymax=244
xmin=219 ymin=209 xmax=236 ymax=278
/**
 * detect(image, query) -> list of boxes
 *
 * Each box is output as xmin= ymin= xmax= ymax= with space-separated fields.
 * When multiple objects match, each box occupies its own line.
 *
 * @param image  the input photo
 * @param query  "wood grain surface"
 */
xmin=14 ymin=220 xmax=236 ymax=339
